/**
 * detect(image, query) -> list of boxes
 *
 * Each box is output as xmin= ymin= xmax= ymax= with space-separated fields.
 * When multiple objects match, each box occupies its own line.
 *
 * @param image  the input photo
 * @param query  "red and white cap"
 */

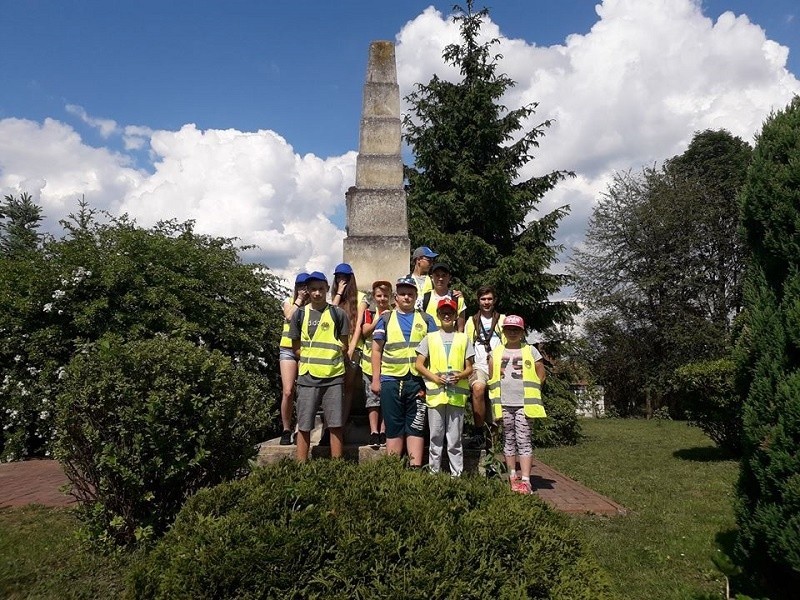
xmin=502 ymin=315 xmax=525 ymax=329
xmin=437 ymin=297 xmax=458 ymax=312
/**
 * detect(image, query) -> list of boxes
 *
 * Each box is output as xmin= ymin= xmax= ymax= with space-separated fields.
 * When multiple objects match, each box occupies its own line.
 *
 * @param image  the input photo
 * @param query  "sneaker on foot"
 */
xmin=516 ymin=480 xmax=532 ymax=495
xmin=279 ymin=430 xmax=292 ymax=446
xmin=378 ymin=432 xmax=386 ymax=447
xmin=510 ymin=473 xmax=521 ymax=487
xmin=318 ymin=429 xmax=330 ymax=446
xmin=369 ymin=432 xmax=380 ymax=448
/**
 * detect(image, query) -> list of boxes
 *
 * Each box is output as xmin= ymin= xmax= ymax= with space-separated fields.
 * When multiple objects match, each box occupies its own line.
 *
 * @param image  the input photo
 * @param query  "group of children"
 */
xmin=278 ymin=246 xmax=546 ymax=495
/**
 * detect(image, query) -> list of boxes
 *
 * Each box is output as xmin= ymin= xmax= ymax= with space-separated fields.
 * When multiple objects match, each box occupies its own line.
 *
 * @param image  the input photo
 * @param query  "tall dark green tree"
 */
xmin=570 ymin=130 xmax=752 ymax=414
xmin=0 ymin=192 xmax=43 ymax=255
xmin=734 ymin=97 xmax=800 ymax=595
xmin=403 ymin=1 xmax=575 ymax=331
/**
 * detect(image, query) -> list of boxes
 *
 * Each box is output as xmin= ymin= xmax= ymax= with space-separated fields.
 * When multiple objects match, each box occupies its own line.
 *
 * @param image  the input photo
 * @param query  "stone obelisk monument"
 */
xmin=343 ymin=41 xmax=410 ymax=289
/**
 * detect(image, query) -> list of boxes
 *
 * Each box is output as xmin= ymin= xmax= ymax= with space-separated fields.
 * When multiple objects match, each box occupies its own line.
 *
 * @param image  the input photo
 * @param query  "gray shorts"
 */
xmin=296 ymin=384 xmax=344 ymax=431
xmin=363 ymin=373 xmax=381 ymax=409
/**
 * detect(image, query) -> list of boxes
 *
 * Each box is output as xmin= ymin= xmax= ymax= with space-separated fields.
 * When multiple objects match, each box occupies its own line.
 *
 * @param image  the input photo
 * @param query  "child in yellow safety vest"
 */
xmin=487 ymin=315 xmax=546 ymax=494
xmin=415 ymin=298 xmax=474 ymax=476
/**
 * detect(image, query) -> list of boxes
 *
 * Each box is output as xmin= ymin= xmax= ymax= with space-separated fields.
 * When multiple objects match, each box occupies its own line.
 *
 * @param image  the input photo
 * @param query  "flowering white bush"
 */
xmin=0 ymin=204 xmax=285 ymax=460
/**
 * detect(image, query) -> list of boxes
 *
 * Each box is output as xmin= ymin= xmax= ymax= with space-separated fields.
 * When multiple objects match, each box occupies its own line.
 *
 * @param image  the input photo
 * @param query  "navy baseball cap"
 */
xmin=395 ymin=276 xmax=418 ymax=289
xmin=334 ymin=263 xmax=354 ymax=275
xmin=306 ymin=271 xmax=328 ymax=284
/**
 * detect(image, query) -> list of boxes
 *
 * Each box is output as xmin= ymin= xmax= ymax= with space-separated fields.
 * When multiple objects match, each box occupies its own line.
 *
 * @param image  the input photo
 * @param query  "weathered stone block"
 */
xmin=361 ymin=82 xmax=400 ymax=118
xmin=365 ymin=41 xmax=397 ymax=84
xmin=359 ymin=117 xmax=401 ymax=155
xmin=355 ymin=154 xmax=403 ymax=189
xmin=346 ymin=188 xmax=407 ymax=237
xmin=343 ymin=235 xmax=411 ymax=288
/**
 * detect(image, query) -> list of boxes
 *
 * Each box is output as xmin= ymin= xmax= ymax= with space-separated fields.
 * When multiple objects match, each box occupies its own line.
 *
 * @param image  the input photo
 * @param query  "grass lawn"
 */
xmin=537 ymin=418 xmax=740 ymax=600
xmin=0 ymin=506 xmax=137 ymax=599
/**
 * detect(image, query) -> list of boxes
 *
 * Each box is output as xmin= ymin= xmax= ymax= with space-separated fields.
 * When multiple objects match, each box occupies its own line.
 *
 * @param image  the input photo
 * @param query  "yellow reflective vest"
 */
xmin=279 ymin=296 xmax=294 ymax=349
xmin=381 ymin=310 xmax=429 ymax=377
xmin=488 ymin=344 xmax=546 ymax=419
xmin=298 ymin=304 xmax=345 ymax=379
xmin=422 ymin=331 xmax=470 ymax=407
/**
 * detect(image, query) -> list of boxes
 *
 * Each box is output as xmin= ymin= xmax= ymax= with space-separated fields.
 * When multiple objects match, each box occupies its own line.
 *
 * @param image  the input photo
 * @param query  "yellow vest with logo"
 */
xmin=381 ymin=310 xmax=429 ymax=377
xmin=298 ymin=304 xmax=345 ymax=379
xmin=488 ymin=344 xmax=545 ymax=419
xmin=465 ymin=313 xmax=507 ymax=346
xmin=423 ymin=331 xmax=470 ymax=407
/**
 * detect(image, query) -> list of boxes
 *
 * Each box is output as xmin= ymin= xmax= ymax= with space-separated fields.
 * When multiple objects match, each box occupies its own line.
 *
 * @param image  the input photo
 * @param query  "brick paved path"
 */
xmin=0 ymin=460 xmax=75 ymax=508
xmin=0 ymin=458 xmax=624 ymax=516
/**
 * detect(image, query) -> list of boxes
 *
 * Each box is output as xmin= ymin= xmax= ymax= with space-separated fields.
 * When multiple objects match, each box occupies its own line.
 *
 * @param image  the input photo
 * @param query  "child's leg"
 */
xmin=502 ymin=407 xmax=518 ymax=475
xmin=445 ymin=405 xmax=464 ymax=477
xmin=514 ymin=411 xmax=534 ymax=479
xmin=427 ymin=405 xmax=445 ymax=473
xmin=368 ymin=407 xmax=380 ymax=434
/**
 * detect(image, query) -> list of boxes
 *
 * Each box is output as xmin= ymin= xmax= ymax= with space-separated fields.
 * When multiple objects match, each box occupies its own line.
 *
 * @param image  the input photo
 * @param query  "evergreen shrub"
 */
xmin=735 ymin=96 xmax=800 ymax=595
xmin=55 ymin=335 xmax=270 ymax=546
xmin=130 ymin=458 xmax=611 ymax=599
xmin=673 ymin=358 xmax=741 ymax=454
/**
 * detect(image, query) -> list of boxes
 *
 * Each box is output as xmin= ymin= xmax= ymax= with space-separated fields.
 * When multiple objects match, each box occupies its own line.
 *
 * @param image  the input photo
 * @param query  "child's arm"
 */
xmin=535 ymin=359 xmax=546 ymax=383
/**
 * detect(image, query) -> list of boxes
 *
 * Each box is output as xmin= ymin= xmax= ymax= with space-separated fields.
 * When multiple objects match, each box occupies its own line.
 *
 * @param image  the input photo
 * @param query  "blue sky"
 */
xmin=1 ymin=0 xmax=798 ymax=283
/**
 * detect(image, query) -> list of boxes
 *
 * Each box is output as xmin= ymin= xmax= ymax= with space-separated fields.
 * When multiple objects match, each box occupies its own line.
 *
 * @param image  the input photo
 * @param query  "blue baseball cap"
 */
xmin=295 ymin=272 xmax=310 ymax=284
xmin=306 ymin=271 xmax=328 ymax=284
xmin=334 ymin=263 xmax=354 ymax=275
xmin=412 ymin=246 xmax=438 ymax=260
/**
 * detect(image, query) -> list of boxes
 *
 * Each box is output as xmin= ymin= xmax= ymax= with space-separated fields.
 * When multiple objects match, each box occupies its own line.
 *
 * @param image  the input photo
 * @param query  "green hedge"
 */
xmin=130 ymin=459 xmax=611 ymax=599
xmin=673 ymin=358 xmax=741 ymax=454
xmin=55 ymin=335 xmax=270 ymax=546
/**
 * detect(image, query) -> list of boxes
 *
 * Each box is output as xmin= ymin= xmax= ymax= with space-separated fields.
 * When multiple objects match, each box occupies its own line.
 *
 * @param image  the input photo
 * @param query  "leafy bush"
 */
xmin=130 ymin=458 xmax=611 ymax=599
xmin=533 ymin=376 xmax=582 ymax=447
xmin=55 ymin=335 xmax=270 ymax=546
xmin=673 ymin=358 xmax=741 ymax=454
xmin=1 ymin=203 xmax=284 ymax=460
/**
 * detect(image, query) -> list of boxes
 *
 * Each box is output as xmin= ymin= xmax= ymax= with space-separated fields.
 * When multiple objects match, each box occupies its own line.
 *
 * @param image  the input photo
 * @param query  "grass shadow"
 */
xmin=672 ymin=446 xmax=735 ymax=462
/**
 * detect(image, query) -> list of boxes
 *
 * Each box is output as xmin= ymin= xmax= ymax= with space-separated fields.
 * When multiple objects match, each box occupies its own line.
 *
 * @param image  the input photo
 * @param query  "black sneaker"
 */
xmin=378 ymin=432 xmax=386 ymax=447
xmin=318 ymin=429 xmax=330 ymax=446
xmin=279 ymin=430 xmax=292 ymax=446
xmin=369 ymin=432 xmax=380 ymax=448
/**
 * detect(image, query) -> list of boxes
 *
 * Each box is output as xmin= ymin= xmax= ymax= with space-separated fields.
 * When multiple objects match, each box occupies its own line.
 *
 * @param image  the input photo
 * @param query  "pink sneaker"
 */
xmin=517 ymin=480 xmax=532 ymax=495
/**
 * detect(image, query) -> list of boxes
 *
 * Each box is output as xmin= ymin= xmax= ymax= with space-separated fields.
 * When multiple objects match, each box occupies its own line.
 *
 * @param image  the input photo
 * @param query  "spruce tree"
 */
xmin=0 ymin=192 xmax=43 ymax=256
xmin=403 ymin=1 xmax=575 ymax=330
xmin=735 ymin=96 xmax=800 ymax=594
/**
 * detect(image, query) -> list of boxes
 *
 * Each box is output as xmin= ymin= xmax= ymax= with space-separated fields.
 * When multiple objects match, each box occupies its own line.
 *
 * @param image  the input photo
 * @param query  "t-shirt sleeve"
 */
xmin=531 ymin=345 xmax=543 ymax=362
xmin=288 ymin=307 xmax=304 ymax=340
xmin=372 ymin=314 xmax=388 ymax=341
xmin=424 ymin=313 xmax=439 ymax=332
xmin=465 ymin=338 xmax=475 ymax=360
xmin=416 ymin=335 xmax=430 ymax=357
